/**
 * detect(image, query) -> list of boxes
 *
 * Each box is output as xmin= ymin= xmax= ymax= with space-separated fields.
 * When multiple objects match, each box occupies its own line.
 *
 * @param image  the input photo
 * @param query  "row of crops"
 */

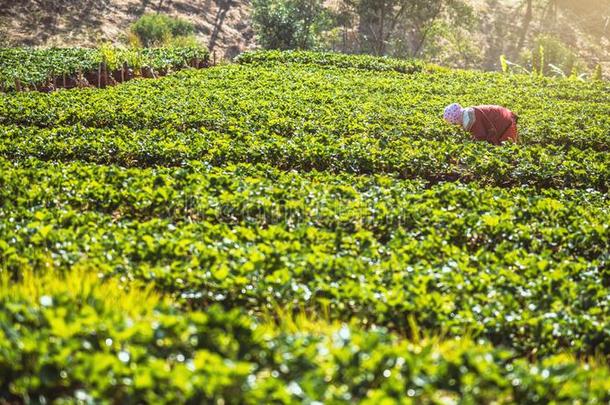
xmin=2 ymin=158 xmax=609 ymax=353
xmin=0 ymin=46 xmax=209 ymax=92
xmin=3 ymin=268 xmax=610 ymax=403
xmin=235 ymin=50 xmax=428 ymax=74
xmin=1 ymin=51 xmax=610 ymax=402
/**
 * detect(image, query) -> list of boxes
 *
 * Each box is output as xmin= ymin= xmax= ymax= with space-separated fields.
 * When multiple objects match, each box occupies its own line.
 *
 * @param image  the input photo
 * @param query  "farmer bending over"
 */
xmin=443 ymin=103 xmax=519 ymax=145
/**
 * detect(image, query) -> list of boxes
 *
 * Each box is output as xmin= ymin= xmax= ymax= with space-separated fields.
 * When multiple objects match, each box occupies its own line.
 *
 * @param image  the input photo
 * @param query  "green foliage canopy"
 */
xmin=130 ymin=14 xmax=195 ymax=47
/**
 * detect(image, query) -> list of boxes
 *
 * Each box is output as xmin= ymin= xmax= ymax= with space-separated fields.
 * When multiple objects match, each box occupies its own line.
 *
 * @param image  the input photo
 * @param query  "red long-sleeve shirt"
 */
xmin=465 ymin=105 xmax=518 ymax=145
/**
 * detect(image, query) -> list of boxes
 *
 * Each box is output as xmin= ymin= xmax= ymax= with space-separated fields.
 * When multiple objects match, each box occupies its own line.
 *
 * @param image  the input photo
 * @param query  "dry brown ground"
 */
xmin=0 ymin=0 xmax=255 ymax=60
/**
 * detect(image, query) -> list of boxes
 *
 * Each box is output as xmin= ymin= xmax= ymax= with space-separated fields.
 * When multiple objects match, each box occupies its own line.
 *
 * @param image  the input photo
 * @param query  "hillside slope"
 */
xmin=1 ymin=0 xmax=608 ymax=71
xmin=0 ymin=0 xmax=254 ymax=59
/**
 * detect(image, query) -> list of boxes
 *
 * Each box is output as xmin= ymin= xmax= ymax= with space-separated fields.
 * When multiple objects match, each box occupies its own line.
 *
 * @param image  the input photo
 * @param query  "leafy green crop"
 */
xmin=2 ymin=269 xmax=610 ymax=403
xmin=1 ymin=125 xmax=608 ymax=191
xmin=235 ymin=50 xmax=427 ymax=74
xmin=0 ymin=47 xmax=209 ymax=91
xmin=1 ymin=61 xmax=609 ymax=190
xmin=1 ymin=158 xmax=609 ymax=358
xmin=1 ymin=51 xmax=609 ymax=401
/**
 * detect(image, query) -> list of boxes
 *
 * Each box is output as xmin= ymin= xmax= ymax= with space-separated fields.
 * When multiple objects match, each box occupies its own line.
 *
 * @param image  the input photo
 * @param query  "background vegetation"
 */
xmin=128 ymin=14 xmax=197 ymax=48
xmin=0 ymin=1 xmax=607 ymax=76
xmin=251 ymin=0 xmax=609 ymax=77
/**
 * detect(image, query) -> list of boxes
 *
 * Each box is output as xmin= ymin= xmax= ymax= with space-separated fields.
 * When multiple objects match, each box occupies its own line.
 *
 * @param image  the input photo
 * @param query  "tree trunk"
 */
xmin=384 ymin=2 xmax=408 ymax=46
xmin=516 ymin=0 xmax=533 ymax=55
xmin=411 ymin=2 xmax=443 ymax=58
xmin=377 ymin=2 xmax=386 ymax=55
xmin=355 ymin=0 xmax=383 ymax=55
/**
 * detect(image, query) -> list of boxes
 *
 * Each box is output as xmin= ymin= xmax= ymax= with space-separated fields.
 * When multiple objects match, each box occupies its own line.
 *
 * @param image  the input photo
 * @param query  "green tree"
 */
xmin=252 ymin=0 xmax=330 ymax=50
xmin=346 ymin=0 xmax=474 ymax=57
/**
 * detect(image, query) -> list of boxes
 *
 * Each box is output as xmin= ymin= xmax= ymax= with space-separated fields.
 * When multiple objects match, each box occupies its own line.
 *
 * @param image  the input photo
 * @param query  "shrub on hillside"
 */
xmin=130 ymin=14 xmax=195 ymax=47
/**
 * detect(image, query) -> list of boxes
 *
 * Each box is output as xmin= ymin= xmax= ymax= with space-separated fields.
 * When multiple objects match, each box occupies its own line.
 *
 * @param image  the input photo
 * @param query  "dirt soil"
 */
xmin=0 ymin=0 xmax=255 ymax=60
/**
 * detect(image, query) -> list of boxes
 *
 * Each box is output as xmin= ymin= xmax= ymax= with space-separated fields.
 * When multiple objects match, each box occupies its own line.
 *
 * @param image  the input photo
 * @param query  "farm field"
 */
xmin=1 ymin=50 xmax=610 ymax=403
xmin=0 ymin=47 xmax=210 ymax=92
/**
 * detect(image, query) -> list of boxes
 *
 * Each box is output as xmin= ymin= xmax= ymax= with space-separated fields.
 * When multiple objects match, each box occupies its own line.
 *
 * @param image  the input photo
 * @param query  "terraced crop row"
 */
xmin=2 ymin=64 xmax=609 ymax=148
xmin=1 ymin=125 xmax=608 ymax=191
xmin=5 ymin=270 xmax=610 ymax=403
xmin=0 ymin=47 xmax=209 ymax=92
xmin=2 ymin=158 xmax=609 ymax=357
xmin=235 ymin=50 xmax=427 ymax=74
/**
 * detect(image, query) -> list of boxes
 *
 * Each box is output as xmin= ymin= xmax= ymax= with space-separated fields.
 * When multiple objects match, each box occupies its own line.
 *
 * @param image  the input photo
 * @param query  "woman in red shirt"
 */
xmin=443 ymin=103 xmax=519 ymax=145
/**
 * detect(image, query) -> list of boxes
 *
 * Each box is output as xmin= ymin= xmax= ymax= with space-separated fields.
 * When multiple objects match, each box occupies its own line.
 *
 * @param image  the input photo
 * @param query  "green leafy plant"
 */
xmin=0 ymin=46 xmax=209 ymax=91
xmin=130 ymin=14 xmax=195 ymax=47
xmin=3 ymin=268 xmax=610 ymax=403
xmin=251 ymin=0 xmax=330 ymax=50
xmin=236 ymin=49 xmax=426 ymax=73
xmin=525 ymin=35 xmax=584 ymax=78
xmin=500 ymin=54 xmax=509 ymax=73
xmin=1 ymin=50 xmax=610 ymax=402
xmin=593 ymin=63 xmax=603 ymax=81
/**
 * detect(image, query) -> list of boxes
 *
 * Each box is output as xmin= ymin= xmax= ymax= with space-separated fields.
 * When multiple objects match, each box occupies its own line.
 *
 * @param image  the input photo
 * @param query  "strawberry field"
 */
xmin=1 ymin=50 xmax=610 ymax=403
xmin=0 ymin=47 xmax=209 ymax=92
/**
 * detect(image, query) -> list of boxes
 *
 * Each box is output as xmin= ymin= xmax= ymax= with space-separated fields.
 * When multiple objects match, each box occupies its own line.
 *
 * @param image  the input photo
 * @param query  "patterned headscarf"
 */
xmin=443 ymin=103 xmax=464 ymax=125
